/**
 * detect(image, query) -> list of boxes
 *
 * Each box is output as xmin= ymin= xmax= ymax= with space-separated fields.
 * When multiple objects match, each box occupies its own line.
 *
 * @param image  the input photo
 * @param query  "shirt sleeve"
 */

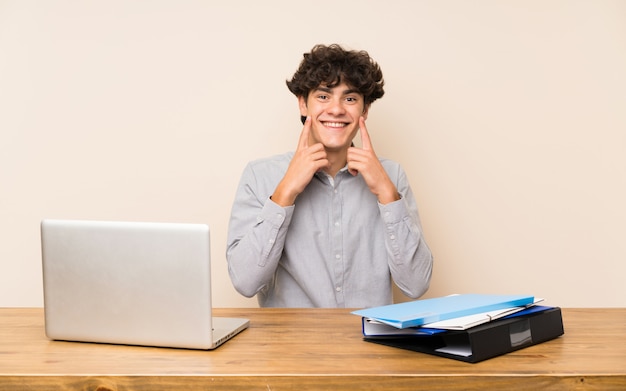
xmin=226 ymin=163 xmax=294 ymax=298
xmin=378 ymin=165 xmax=433 ymax=299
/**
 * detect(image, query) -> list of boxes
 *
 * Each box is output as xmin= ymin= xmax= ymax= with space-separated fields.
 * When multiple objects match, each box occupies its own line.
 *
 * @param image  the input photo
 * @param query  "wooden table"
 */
xmin=1 ymin=308 xmax=625 ymax=390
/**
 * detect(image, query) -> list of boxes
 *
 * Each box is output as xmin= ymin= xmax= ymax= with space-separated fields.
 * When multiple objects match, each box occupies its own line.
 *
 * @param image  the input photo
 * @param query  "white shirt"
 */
xmin=226 ymin=152 xmax=433 ymax=308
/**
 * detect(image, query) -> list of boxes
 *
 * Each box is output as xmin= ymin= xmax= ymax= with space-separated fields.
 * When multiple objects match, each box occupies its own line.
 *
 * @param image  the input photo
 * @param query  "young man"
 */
xmin=226 ymin=44 xmax=433 ymax=308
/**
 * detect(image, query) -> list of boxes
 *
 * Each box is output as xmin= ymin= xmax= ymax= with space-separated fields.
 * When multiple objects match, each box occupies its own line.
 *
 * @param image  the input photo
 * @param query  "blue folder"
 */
xmin=352 ymin=294 xmax=535 ymax=329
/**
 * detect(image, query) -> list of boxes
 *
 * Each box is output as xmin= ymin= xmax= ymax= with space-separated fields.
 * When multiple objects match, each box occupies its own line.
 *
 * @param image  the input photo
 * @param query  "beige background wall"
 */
xmin=2 ymin=0 xmax=625 ymax=308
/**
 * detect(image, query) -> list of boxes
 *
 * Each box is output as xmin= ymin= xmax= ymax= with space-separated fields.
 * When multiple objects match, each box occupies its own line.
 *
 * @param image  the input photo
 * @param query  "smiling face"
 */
xmin=299 ymin=82 xmax=369 ymax=153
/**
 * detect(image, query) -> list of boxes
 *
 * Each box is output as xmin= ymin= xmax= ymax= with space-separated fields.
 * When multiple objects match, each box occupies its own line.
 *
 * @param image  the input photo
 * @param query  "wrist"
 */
xmin=377 ymin=191 xmax=401 ymax=205
xmin=375 ymin=181 xmax=401 ymax=205
xmin=271 ymin=183 xmax=298 ymax=207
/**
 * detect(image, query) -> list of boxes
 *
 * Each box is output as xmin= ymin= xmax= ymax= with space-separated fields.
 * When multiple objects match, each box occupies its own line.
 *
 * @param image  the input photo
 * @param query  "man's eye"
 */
xmin=346 ymin=97 xmax=358 ymax=103
xmin=317 ymin=94 xmax=328 ymax=100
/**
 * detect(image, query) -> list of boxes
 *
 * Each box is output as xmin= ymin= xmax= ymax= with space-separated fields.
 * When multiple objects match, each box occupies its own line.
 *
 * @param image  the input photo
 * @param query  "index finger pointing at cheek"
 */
xmin=359 ymin=116 xmax=373 ymax=151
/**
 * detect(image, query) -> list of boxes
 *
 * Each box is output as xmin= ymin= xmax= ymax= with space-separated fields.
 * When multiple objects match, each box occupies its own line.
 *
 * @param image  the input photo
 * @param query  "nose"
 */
xmin=326 ymin=98 xmax=346 ymax=116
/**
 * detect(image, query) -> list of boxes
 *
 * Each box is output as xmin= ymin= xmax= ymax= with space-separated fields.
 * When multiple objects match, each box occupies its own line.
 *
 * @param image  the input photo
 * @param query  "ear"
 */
xmin=298 ymin=95 xmax=308 ymax=117
xmin=362 ymin=104 xmax=370 ymax=120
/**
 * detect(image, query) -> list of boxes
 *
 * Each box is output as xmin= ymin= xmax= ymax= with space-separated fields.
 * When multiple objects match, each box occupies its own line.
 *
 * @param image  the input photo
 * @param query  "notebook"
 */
xmin=40 ymin=219 xmax=249 ymax=350
xmin=352 ymin=294 xmax=536 ymax=329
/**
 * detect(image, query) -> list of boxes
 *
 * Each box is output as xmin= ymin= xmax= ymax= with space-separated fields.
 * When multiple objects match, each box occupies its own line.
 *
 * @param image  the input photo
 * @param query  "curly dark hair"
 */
xmin=286 ymin=44 xmax=385 ymax=106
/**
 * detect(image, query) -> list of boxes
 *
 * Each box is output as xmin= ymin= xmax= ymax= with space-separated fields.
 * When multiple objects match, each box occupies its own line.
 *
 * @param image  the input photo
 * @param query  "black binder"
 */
xmin=364 ymin=306 xmax=564 ymax=363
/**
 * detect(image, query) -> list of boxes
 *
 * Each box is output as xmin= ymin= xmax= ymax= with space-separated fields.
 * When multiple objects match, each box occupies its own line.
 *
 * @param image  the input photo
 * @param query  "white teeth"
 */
xmin=323 ymin=122 xmax=346 ymax=128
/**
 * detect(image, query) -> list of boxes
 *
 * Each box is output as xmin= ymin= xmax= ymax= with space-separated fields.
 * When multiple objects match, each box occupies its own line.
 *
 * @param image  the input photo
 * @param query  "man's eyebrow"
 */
xmin=313 ymin=86 xmax=360 ymax=95
xmin=313 ymin=86 xmax=333 ymax=93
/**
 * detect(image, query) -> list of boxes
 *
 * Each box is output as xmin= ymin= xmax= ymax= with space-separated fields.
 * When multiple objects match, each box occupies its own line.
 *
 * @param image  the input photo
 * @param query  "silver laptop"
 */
xmin=40 ymin=219 xmax=249 ymax=350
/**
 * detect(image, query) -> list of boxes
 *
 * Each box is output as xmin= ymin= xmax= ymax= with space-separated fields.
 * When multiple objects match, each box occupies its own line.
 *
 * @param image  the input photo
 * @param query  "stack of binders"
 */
xmin=352 ymin=294 xmax=564 ymax=363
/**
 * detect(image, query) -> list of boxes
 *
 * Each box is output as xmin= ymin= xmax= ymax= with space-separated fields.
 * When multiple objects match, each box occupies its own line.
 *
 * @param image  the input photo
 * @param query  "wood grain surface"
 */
xmin=1 ymin=307 xmax=624 ymax=390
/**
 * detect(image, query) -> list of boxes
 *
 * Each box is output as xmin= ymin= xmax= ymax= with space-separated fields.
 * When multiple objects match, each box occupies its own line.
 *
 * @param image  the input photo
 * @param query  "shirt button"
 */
xmin=336 ymin=287 xmax=342 ymax=292
xmin=334 ymin=221 xmax=340 ymax=227
xmin=335 ymin=254 xmax=341 ymax=260
xmin=389 ymin=234 xmax=396 ymax=240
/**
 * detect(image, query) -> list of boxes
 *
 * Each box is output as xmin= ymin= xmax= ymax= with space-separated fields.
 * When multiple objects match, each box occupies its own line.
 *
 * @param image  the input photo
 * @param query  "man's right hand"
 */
xmin=271 ymin=117 xmax=329 ymax=206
